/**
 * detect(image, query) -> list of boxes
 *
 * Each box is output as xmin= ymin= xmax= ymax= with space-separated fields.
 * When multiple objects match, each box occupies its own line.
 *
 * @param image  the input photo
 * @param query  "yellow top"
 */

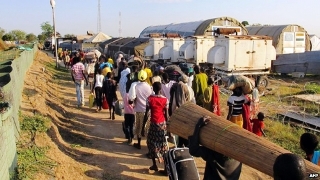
xmin=107 ymin=58 xmax=114 ymax=65
xmin=144 ymin=67 xmax=153 ymax=85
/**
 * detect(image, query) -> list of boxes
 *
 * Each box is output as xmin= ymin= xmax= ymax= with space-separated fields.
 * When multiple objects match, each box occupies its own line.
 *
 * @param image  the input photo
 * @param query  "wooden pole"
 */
xmin=168 ymin=102 xmax=320 ymax=177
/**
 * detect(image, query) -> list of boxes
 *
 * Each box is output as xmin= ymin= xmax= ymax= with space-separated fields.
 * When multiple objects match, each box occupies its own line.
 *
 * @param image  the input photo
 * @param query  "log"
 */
xmin=168 ymin=102 xmax=320 ymax=177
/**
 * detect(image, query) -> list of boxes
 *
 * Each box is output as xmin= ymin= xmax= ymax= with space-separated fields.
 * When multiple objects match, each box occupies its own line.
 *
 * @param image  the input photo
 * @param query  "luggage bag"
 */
xmin=164 ymin=136 xmax=200 ymax=180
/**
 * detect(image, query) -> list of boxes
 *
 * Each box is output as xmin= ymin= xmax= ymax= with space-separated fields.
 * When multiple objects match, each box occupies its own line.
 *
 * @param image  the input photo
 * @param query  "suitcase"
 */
xmin=164 ymin=136 xmax=200 ymax=180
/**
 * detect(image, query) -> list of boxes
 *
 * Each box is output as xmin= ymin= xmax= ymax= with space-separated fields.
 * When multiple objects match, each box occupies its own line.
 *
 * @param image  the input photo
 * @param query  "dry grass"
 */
xmin=0 ymin=39 xmax=8 ymax=51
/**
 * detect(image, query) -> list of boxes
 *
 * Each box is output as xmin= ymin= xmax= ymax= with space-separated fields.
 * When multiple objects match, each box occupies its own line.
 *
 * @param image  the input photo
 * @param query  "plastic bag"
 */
xmin=115 ymin=100 xmax=124 ymax=116
xmin=102 ymin=97 xmax=109 ymax=109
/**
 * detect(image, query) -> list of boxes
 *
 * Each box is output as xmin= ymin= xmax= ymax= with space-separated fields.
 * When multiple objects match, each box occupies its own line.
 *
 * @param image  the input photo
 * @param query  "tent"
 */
xmin=310 ymin=35 xmax=320 ymax=51
xmin=139 ymin=17 xmax=248 ymax=38
xmin=83 ymin=32 xmax=112 ymax=43
xmin=98 ymin=38 xmax=122 ymax=53
xmin=120 ymin=38 xmax=149 ymax=57
xmin=106 ymin=38 xmax=135 ymax=57
xmin=247 ymin=25 xmax=311 ymax=54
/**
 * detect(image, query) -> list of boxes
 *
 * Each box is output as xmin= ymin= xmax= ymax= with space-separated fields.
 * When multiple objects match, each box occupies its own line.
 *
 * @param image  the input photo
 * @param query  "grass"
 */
xmin=0 ymin=39 xmax=8 ymax=51
xmin=305 ymin=82 xmax=320 ymax=94
xmin=0 ymin=48 xmax=21 ymax=62
xmin=257 ymin=76 xmax=320 ymax=157
xmin=13 ymin=114 xmax=57 ymax=180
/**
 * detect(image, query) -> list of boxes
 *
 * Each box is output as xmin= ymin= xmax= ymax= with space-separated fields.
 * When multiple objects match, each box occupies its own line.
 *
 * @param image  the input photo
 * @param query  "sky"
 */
xmin=0 ymin=0 xmax=319 ymax=38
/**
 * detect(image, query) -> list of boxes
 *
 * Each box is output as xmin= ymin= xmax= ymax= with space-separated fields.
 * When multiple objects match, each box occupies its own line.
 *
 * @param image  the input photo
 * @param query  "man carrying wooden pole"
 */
xmin=168 ymin=102 xmax=320 ymax=177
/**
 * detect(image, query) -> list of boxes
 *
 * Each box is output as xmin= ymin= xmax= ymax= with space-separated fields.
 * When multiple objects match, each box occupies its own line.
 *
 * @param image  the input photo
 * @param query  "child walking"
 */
xmin=300 ymin=132 xmax=320 ymax=165
xmin=102 ymin=72 xmax=118 ymax=120
xmin=251 ymin=112 xmax=266 ymax=137
xmin=123 ymin=93 xmax=135 ymax=145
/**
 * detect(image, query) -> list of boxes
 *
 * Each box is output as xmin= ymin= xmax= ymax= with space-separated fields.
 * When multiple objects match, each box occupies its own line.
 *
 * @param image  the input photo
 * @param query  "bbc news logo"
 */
xmin=309 ymin=173 xmax=319 ymax=178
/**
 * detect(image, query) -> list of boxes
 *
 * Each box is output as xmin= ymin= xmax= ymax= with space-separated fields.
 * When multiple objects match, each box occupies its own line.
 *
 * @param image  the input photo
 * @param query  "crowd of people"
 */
xmin=67 ymin=49 xmax=318 ymax=180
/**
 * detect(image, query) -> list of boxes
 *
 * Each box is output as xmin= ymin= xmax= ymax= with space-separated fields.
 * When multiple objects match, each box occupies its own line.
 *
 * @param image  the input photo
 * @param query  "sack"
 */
xmin=89 ymin=93 xmax=94 ymax=108
xmin=227 ymin=75 xmax=254 ymax=94
xmin=102 ymin=97 xmax=109 ymax=109
xmin=115 ymin=100 xmax=124 ymax=116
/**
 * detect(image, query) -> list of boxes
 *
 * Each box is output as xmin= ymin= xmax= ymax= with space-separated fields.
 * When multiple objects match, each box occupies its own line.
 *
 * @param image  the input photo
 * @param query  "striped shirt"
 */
xmin=72 ymin=62 xmax=85 ymax=80
xmin=227 ymin=94 xmax=248 ymax=116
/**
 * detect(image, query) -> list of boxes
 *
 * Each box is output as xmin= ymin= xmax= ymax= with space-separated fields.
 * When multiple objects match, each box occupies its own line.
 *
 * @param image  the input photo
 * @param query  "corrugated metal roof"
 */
xmin=139 ymin=17 xmax=247 ymax=38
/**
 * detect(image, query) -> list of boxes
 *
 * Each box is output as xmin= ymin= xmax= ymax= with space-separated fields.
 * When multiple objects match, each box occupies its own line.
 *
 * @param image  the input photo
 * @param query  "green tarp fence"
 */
xmin=0 ymin=43 xmax=37 ymax=180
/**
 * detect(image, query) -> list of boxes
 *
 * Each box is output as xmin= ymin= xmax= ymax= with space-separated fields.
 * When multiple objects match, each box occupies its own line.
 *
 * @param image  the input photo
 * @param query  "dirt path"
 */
xmin=20 ymin=51 xmax=272 ymax=180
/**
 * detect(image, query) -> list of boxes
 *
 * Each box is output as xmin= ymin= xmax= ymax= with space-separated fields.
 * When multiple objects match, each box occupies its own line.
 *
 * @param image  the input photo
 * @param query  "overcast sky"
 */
xmin=0 ymin=0 xmax=319 ymax=37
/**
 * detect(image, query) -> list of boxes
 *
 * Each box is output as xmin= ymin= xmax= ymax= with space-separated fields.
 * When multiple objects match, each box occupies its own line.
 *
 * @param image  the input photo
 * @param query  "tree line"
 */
xmin=0 ymin=22 xmax=76 ymax=43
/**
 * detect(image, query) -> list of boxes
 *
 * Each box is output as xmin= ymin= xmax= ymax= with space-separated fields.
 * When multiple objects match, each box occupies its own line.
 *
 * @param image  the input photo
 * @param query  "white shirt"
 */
xmin=161 ymin=80 xmax=175 ymax=101
xmin=187 ymin=75 xmax=194 ymax=88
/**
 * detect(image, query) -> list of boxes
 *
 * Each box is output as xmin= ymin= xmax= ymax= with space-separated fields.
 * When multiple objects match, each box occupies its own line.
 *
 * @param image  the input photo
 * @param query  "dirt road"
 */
xmin=20 ymin=51 xmax=272 ymax=180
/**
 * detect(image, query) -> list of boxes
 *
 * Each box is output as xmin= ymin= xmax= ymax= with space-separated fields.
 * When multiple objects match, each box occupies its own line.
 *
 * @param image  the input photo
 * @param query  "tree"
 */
xmin=64 ymin=34 xmax=76 ymax=38
xmin=241 ymin=21 xmax=249 ymax=26
xmin=0 ymin=27 xmax=5 ymax=39
xmin=9 ymin=30 xmax=26 ymax=41
xmin=37 ymin=34 xmax=46 ymax=42
xmin=41 ymin=21 xmax=53 ymax=40
xmin=26 ymin=33 xmax=37 ymax=42
xmin=2 ymin=33 xmax=14 ymax=41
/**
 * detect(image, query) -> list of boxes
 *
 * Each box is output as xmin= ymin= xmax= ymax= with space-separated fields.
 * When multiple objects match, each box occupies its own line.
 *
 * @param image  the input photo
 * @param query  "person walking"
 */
xmin=123 ymin=92 xmax=135 ymax=145
xmin=189 ymin=117 xmax=242 ymax=180
xmin=143 ymin=82 xmax=169 ymax=173
xmin=119 ymin=62 xmax=130 ymax=99
xmin=86 ymin=58 xmax=96 ymax=90
xmin=128 ymin=70 xmax=153 ymax=149
xmin=226 ymin=87 xmax=249 ymax=128
xmin=71 ymin=56 xmax=88 ymax=108
xmin=169 ymin=75 xmax=191 ymax=147
xmin=91 ymin=68 xmax=104 ymax=112
xmin=160 ymin=73 xmax=175 ymax=101
xmin=102 ymin=72 xmax=118 ymax=120
xmin=192 ymin=66 xmax=208 ymax=106
xmin=203 ymin=77 xmax=214 ymax=111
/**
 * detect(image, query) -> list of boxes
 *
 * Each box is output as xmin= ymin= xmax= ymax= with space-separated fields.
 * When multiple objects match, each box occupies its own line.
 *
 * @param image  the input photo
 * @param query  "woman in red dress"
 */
xmin=143 ymin=82 xmax=169 ymax=172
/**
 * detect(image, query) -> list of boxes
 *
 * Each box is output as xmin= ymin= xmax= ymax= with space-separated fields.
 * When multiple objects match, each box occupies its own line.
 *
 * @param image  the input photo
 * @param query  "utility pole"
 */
xmin=97 ymin=0 xmax=101 ymax=33
xmin=50 ymin=0 xmax=58 ymax=68
xmin=119 ymin=12 xmax=122 ymax=37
